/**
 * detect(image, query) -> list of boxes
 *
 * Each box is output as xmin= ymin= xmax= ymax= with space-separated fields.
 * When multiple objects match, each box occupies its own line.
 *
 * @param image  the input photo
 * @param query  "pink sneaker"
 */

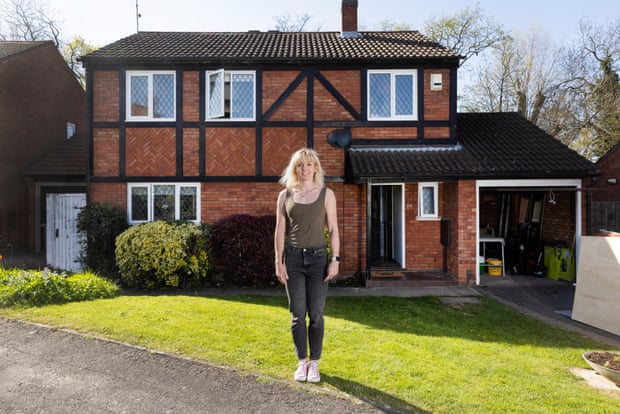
xmin=294 ymin=360 xmax=308 ymax=381
xmin=307 ymin=360 xmax=320 ymax=383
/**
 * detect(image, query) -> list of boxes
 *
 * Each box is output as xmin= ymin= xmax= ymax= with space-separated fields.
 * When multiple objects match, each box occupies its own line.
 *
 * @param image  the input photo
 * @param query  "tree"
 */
xmin=0 ymin=0 xmax=60 ymax=46
xmin=272 ymin=13 xmax=322 ymax=32
xmin=63 ymin=35 xmax=98 ymax=88
xmin=423 ymin=2 xmax=506 ymax=64
xmin=461 ymin=17 xmax=620 ymax=161
xmin=463 ymin=29 xmax=563 ymax=123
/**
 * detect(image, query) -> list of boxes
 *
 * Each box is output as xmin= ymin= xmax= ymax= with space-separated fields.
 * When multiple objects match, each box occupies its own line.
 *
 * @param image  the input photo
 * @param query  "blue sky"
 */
xmin=50 ymin=0 xmax=618 ymax=47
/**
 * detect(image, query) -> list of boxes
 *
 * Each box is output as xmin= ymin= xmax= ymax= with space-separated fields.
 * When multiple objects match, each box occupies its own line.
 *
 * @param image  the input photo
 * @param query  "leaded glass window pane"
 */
xmin=231 ymin=73 xmax=254 ymax=119
xmin=422 ymin=187 xmax=435 ymax=215
xmin=153 ymin=74 xmax=175 ymax=118
xmin=153 ymin=185 xmax=175 ymax=221
xmin=369 ymin=73 xmax=391 ymax=118
xmin=130 ymin=75 xmax=149 ymax=117
xmin=395 ymin=74 xmax=413 ymax=116
xmin=208 ymin=71 xmax=224 ymax=118
xmin=131 ymin=186 xmax=148 ymax=221
xmin=180 ymin=186 xmax=197 ymax=221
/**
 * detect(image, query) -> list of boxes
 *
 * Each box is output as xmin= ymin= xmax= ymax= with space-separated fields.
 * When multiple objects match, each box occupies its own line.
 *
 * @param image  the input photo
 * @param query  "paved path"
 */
xmin=0 ymin=318 xmax=383 ymax=414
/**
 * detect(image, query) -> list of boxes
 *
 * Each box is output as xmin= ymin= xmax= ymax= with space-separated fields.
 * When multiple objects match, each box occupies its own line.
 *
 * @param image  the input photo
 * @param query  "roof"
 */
xmin=0 ymin=41 xmax=52 ymax=61
xmin=81 ymin=31 xmax=460 ymax=66
xmin=22 ymin=134 xmax=86 ymax=178
xmin=347 ymin=112 xmax=596 ymax=182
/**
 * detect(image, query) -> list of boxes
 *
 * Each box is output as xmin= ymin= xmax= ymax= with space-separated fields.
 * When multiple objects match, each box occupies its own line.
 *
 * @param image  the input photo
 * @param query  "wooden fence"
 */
xmin=591 ymin=201 xmax=620 ymax=233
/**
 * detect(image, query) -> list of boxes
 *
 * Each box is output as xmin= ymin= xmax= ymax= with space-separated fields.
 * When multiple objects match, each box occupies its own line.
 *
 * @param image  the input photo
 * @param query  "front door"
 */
xmin=370 ymin=184 xmax=404 ymax=267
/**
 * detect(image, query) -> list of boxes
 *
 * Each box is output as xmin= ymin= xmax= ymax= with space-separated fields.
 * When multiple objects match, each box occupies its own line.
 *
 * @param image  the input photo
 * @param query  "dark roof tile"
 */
xmin=22 ymin=134 xmax=86 ymax=177
xmin=0 ymin=41 xmax=51 ymax=61
xmin=81 ymin=31 xmax=460 ymax=65
xmin=348 ymin=113 xmax=595 ymax=181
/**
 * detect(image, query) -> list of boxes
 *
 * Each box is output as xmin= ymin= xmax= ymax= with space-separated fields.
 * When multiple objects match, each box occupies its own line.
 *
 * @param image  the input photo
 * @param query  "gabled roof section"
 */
xmin=0 ymin=41 xmax=53 ymax=61
xmin=81 ymin=31 xmax=460 ymax=66
xmin=347 ymin=112 xmax=596 ymax=182
xmin=22 ymin=134 xmax=86 ymax=177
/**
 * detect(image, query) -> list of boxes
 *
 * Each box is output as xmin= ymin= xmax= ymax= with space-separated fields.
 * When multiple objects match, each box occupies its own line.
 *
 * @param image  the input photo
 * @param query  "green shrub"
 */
xmin=115 ymin=221 xmax=210 ymax=289
xmin=211 ymin=214 xmax=276 ymax=287
xmin=77 ymin=202 xmax=128 ymax=278
xmin=0 ymin=267 xmax=120 ymax=307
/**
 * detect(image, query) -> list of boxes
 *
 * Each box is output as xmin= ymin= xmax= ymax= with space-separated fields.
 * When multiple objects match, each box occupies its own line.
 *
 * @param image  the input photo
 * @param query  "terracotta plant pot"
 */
xmin=583 ymin=351 xmax=620 ymax=386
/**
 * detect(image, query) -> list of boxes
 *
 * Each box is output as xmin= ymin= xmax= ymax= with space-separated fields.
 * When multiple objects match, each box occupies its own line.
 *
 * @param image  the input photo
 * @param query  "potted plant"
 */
xmin=583 ymin=351 xmax=620 ymax=386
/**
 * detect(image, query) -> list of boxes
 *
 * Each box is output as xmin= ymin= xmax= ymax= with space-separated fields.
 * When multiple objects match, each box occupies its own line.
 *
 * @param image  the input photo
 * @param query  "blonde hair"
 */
xmin=279 ymin=148 xmax=325 ymax=190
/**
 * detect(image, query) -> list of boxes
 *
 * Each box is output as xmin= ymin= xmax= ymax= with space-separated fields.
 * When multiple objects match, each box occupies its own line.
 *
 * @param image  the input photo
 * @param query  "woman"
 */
xmin=274 ymin=148 xmax=340 ymax=383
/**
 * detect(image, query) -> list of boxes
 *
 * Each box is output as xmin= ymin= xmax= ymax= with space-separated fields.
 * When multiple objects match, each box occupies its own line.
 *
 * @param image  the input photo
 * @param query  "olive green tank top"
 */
xmin=285 ymin=187 xmax=327 ymax=248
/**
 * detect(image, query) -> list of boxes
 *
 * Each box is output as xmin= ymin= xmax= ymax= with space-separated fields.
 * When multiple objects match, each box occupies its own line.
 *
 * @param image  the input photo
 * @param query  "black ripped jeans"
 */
xmin=284 ymin=245 xmax=329 ymax=361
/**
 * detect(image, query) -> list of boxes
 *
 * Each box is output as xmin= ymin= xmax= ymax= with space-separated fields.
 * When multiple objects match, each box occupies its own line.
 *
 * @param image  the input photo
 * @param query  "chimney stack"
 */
xmin=341 ymin=0 xmax=360 ymax=37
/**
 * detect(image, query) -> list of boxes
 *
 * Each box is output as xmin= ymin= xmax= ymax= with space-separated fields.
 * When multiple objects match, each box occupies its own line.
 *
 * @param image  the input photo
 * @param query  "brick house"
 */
xmin=0 ymin=41 xmax=85 ymax=255
xmin=80 ymin=1 xmax=595 ymax=285
xmin=589 ymin=142 xmax=620 ymax=232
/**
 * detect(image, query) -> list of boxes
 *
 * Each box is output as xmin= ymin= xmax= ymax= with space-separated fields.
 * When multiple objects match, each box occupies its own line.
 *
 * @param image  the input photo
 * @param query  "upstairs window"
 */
xmin=368 ymin=70 xmax=417 ymax=120
xmin=206 ymin=70 xmax=256 ymax=121
xmin=418 ymin=182 xmax=439 ymax=219
xmin=126 ymin=71 xmax=176 ymax=121
xmin=128 ymin=183 xmax=199 ymax=224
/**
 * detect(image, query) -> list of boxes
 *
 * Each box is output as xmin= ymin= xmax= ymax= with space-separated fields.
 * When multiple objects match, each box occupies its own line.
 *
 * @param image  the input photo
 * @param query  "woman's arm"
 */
xmin=274 ymin=190 xmax=288 ymax=285
xmin=325 ymin=188 xmax=340 ymax=281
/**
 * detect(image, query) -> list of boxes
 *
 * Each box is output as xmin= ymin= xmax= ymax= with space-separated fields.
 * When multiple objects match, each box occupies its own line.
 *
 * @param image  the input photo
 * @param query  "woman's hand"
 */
xmin=275 ymin=262 xmax=288 ymax=285
xmin=325 ymin=261 xmax=339 ymax=281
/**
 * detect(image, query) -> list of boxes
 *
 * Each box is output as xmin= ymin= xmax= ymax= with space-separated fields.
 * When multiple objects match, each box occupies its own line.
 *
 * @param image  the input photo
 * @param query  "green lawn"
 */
xmin=1 ymin=293 xmax=619 ymax=413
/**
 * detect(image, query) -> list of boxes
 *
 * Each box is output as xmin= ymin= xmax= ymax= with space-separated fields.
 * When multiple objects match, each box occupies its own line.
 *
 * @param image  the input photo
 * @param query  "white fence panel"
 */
xmin=46 ymin=194 xmax=86 ymax=272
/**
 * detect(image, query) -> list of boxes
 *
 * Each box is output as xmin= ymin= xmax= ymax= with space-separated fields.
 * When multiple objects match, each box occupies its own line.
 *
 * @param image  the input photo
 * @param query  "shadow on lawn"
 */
xmin=182 ymin=292 xmax=600 ymax=349
xmin=321 ymin=374 xmax=430 ymax=414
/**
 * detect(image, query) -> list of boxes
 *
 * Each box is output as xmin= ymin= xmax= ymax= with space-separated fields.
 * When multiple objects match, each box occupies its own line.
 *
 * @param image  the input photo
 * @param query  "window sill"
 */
xmin=416 ymin=216 xmax=441 ymax=221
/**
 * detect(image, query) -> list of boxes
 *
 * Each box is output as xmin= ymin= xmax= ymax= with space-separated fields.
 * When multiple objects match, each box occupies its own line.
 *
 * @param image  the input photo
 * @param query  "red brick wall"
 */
xmin=183 ymin=128 xmax=200 ymax=176
xmin=93 ymin=129 xmax=119 ymax=176
xmin=423 ymin=69 xmax=451 ymax=121
xmin=93 ymin=71 xmax=119 ymax=122
xmin=451 ymin=180 xmax=477 ymax=284
xmin=183 ymin=71 xmax=200 ymax=122
xmin=89 ymin=182 xmax=126 ymax=208
xmin=405 ymin=183 xmax=443 ymax=270
xmin=542 ymin=191 xmax=576 ymax=245
xmin=314 ymin=71 xmax=360 ymax=121
xmin=205 ymin=128 xmax=256 ymax=176
xmin=125 ymin=128 xmax=176 ymax=176
xmin=351 ymin=127 xmax=418 ymax=139
xmin=261 ymin=127 xmax=307 ymax=176
xmin=592 ymin=145 xmax=620 ymax=202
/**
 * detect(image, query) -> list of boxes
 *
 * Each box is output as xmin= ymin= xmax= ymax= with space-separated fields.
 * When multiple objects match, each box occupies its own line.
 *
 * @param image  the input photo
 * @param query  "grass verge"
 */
xmin=0 ymin=292 xmax=619 ymax=413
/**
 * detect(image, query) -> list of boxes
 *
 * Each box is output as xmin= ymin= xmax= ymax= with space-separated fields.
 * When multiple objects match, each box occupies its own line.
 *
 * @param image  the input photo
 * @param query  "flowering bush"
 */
xmin=0 ymin=267 xmax=120 ymax=307
xmin=115 ymin=221 xmax=211 ymax=289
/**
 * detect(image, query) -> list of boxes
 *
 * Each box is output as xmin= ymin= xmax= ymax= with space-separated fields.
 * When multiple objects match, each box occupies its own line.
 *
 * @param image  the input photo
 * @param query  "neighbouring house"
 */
xmin=80 ymin=0 xmax=595 ymax=285
xmin=0 ymin=41 xmax=86 ymax=264
xmin=589 ymin=141 xmax=620 ymax=233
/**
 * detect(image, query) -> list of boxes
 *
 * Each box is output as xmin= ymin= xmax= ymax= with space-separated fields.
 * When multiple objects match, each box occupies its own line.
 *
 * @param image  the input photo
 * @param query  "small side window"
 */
xmin=418 ymin=182 xmax=439 ymax=219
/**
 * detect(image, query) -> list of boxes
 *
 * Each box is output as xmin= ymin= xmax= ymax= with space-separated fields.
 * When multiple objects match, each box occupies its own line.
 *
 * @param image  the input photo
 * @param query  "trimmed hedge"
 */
xmin=115 ymin=221 xmax=211 ymax=289
xmin=211 ymin=214 xmax=276 ymax=287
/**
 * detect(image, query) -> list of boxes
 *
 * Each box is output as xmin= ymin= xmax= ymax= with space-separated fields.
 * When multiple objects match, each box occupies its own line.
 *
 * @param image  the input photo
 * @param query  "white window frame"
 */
xmin=205 ymin=69 xmax=256 ymax=121
xmin=126 ymin=70 xmax=176 ymax=121
xmin=367 ymin=69 xmax=418 ymax=121
xmin=127 ymin=183 xmax=200 ymax=224
xmin=417 ymin=182 xmax=439 ymax=219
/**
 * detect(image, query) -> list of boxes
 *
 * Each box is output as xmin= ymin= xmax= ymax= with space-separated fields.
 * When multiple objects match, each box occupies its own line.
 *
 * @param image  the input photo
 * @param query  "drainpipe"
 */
xmin=366 ymin=179 xmax=372 ymax=279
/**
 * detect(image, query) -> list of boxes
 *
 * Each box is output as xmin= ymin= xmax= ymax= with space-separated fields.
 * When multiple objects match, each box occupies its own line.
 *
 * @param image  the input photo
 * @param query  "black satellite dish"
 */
xmin=327 ymin=128 xmax=352 ymax=148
